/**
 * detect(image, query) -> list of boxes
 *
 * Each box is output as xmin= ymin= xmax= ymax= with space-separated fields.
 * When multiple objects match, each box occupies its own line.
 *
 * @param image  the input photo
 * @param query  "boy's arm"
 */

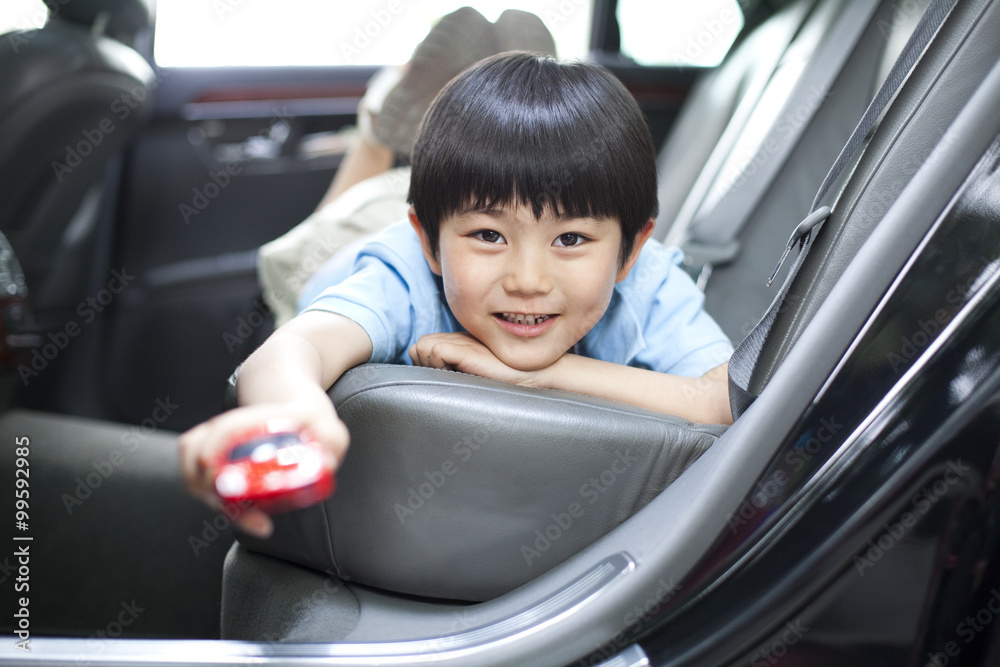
xmin=536 ymin=355 xmax=732 ymax=425
xmin=237 ymin=310 xmax=372 ymax=405
xmin=410 ymin=333 xmax=732 ymax=425
xmin=178 ymin=311 xmax=372 ymax=537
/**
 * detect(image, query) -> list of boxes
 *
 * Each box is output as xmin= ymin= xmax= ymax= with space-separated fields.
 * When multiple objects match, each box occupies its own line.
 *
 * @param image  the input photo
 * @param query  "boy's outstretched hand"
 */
xmin=179 ymin=311 xmax=373 ymax=539
xmin=178 ymin=398 xmax=348 ymax=539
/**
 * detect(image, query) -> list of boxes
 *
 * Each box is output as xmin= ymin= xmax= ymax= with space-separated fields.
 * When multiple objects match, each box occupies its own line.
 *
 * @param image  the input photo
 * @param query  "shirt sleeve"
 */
xmin=302 ymin=253 xmax=416 ymax=364
xmin=299 ymin=221 xmax=449 ymax=365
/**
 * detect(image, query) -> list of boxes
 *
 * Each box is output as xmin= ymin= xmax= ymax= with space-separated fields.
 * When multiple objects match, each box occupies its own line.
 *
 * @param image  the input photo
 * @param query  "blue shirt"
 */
xmin=301 ymin=220 xmax=733 ymax=377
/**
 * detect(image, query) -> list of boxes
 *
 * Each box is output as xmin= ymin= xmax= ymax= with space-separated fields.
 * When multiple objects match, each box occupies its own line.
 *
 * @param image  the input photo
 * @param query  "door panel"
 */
xmin=104 ymin=67 xmax=372 ymax=430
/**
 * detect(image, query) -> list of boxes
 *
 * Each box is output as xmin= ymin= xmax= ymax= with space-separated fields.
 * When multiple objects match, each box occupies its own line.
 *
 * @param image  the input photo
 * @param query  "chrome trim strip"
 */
xmin=592 ymin=644 xmax=651 ymax=667
xmin=181 ymin=97 xmax=361 ymax=121
xmin=1 ymin=553 xmax=635 ymax=666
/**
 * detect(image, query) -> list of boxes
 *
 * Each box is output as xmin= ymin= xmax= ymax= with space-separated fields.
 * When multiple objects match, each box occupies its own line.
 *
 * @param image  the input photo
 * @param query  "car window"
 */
xmin=617 ymin=0 xmax=743 ymax=66
xmin=0 ymin=0 xmax=47 ymax=34
xmin=153 ymin=1 xmax=594 ymax=67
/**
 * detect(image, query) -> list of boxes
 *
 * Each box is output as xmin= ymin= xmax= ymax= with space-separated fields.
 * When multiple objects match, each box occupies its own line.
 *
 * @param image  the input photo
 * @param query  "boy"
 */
xmin=180 ymin=53 xmax=733 ymax=538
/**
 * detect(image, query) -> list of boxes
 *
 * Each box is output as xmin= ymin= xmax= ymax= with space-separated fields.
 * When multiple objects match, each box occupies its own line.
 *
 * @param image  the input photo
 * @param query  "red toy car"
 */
xmin=214 ymin=421 xmax=335 ymax=514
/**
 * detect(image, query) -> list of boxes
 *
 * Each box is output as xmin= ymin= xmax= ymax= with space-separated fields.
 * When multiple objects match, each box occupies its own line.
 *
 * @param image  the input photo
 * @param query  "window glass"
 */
xmin=617 ymin=0 xmax=743 ymax=67
xmin=0 ymin=0 xmax=48 ymax=35
xmin=154 ymin=1 xmax=592 ymax=67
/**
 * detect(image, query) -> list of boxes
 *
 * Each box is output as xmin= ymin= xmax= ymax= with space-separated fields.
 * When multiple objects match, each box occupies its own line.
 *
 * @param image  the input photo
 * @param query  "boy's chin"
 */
xmin=495 ymin=351 xmax=561 ymax=374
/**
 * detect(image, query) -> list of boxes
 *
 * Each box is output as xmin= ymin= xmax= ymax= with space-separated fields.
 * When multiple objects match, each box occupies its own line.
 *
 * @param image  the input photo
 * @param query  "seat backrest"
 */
xmin=0 ymin=0 xmax=153 ymax=317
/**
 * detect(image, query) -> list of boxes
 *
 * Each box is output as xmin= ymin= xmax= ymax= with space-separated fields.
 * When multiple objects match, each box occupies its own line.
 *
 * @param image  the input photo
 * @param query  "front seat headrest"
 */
xmin=43 ymin=0 xmax=152 ymax=41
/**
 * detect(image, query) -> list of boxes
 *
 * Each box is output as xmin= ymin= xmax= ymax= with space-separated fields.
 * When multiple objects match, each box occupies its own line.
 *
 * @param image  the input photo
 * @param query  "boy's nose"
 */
xmin=503 ymin=249 xmax=553 ymax=296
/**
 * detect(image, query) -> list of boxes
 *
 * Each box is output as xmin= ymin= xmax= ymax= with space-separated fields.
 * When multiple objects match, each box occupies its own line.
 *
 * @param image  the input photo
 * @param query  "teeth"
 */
xmin=501 ymin=313 xmax=550 ymax=326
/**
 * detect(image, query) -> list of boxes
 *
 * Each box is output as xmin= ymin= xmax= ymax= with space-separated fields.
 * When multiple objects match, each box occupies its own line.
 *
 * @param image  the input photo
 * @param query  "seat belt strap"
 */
xmin=727 ymin=0 xmax=960 ymax=419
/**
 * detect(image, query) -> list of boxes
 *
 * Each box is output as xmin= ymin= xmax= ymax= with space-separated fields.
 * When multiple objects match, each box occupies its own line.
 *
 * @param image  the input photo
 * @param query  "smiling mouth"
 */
xmin=497 ymin=312 xmax=555 ymax=326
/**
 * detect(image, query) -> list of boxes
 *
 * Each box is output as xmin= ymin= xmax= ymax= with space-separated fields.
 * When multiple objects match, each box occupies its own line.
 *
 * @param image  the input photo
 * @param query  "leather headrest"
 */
xmin=44 ymin=0 xmax=152 ymax=40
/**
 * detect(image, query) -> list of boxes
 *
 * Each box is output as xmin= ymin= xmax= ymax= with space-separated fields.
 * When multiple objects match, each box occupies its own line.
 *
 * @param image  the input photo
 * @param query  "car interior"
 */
xmin=1 ymin=0 xmax=1000 ymax=664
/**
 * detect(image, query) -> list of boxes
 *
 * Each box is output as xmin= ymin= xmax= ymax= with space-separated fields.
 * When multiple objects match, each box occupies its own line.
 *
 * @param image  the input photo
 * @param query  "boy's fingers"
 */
xmin=178 ymin=423 xmax=215 ymax=496
xmin=235 ymin=508 xmax=274 ymax=539
xmin=304 ymin=413 xmax=350 ymax=469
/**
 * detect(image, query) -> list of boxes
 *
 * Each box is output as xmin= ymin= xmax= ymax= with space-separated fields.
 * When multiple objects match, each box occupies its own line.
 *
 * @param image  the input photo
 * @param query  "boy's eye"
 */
xmin=472 ymin=230 xmax=505 ymax=244
xmin=554 ymin=233 xmax=586 ymax=247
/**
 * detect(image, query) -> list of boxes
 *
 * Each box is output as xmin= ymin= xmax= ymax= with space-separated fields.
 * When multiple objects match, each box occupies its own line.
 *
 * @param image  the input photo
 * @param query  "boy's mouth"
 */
xmin=493 ymin=312 xmax=559 ymax=337
xmin=497 ymin=312 xmax=554 ymax=326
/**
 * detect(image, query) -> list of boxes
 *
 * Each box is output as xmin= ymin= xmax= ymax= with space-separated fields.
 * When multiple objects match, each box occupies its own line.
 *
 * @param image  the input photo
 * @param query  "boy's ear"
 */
xmin=409 ymin=207 xmax=442 ymax=275
xmin=616 ymin=219 xmax=655 ymax=283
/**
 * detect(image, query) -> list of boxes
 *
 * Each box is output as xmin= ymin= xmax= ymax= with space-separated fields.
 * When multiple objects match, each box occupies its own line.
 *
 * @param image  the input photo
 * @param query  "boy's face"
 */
xmin=411 ymin=204 xmax=652 ymax=372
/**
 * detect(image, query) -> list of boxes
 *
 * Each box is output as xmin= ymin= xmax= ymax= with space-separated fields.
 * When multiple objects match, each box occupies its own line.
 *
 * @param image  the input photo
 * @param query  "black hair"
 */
xmin=408 ymin=52 xmax=658 ymax=267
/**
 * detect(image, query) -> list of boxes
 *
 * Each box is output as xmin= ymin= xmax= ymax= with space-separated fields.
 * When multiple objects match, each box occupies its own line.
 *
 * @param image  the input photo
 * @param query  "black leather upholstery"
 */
xmin=236 ymin=365 xmax=727 ymax=601
xmin=0 ymin=1 xmax=153 ymax=316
